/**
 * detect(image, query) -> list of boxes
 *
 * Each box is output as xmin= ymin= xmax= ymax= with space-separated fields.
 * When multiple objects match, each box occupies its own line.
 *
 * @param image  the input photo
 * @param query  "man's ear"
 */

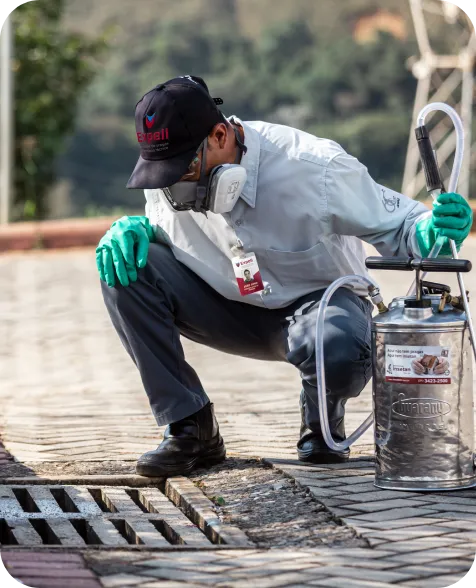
xmin=209 ymin=122 xmax=228 ymax=149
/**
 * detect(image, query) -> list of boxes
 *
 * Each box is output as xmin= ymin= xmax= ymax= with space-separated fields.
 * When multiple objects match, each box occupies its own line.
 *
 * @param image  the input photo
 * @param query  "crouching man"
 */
xmin=96 ymin=75 xmax=472 ymax=477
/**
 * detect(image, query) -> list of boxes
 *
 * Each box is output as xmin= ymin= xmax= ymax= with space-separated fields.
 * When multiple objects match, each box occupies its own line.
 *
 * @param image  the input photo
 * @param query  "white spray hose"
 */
xmin=407 ymin=102 xmax=465 ymax=294
xmin=406 ymin=103 xmax=476 ymax=362
xmin=314 ymin=275 xmax=378 ymax=451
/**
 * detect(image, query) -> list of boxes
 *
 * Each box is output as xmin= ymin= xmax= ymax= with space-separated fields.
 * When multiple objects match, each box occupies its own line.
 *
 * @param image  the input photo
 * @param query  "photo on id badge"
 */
xmin=233 ymin=253 xmax=264 ymax=296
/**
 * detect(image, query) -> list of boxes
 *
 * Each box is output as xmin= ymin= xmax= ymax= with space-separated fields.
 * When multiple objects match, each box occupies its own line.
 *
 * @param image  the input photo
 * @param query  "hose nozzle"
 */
xmin=369 ymin=286 xmax=388 ymax=313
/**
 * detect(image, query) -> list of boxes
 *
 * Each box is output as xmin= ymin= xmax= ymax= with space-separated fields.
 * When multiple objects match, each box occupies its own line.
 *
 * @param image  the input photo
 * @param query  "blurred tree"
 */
xmin=61 ymin=17 xmax=420 ymax=215
xmin=12 ymin=0 xmax=107 ymax=220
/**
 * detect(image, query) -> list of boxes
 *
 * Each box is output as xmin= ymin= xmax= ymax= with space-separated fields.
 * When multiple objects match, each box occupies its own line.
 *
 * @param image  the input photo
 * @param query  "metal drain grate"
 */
xmin=0 ymin=479 xmax=242 ymax=548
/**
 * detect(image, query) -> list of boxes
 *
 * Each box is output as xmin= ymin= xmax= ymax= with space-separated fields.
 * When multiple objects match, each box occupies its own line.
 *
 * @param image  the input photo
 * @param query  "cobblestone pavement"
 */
xmin=1 ymin=243 xmax=476 ymax=587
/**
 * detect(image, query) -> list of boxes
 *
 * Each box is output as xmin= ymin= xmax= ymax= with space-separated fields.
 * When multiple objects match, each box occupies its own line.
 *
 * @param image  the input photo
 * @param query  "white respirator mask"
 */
xmin=162 ymin=127 xmax=247 ymax=215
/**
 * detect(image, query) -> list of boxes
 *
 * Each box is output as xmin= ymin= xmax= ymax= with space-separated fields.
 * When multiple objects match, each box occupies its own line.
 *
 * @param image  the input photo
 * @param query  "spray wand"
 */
xmin=409 ymin=103 xmax=476 ymax=362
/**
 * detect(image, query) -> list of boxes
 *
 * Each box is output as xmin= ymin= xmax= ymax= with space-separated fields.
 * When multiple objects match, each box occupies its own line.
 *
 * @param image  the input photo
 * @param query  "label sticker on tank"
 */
xmin=385 ymin=345 xmax=451 ymax=384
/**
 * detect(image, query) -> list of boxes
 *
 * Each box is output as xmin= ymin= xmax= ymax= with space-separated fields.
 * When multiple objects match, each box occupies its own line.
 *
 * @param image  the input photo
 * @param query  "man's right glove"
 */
xmin=96 ymin=216 xmax=156 ymax=287
xmin=415 ymin=192 xmax=473 ymax=257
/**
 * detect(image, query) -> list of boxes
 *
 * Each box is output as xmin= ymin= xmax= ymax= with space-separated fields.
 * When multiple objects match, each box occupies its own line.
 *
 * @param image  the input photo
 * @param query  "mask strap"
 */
xmin=193 ymin=138 xmax=209 ymax=214
xmin=233 ymin=127 xmax=247 ymax=163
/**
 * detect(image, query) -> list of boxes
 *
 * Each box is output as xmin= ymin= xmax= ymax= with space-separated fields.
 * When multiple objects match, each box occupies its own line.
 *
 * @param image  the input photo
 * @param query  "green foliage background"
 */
xmin=11 ymin=0 xmax=473 ymax=220
xmin=12 ymin=0 xmax=107 ymax=220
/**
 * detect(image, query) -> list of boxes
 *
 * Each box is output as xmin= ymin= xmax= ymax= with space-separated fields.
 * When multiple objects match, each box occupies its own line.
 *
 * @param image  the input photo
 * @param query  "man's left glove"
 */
xmin=415 ymin=192 xmax=473 ymax=257
xmin=96 ymin=216 xmax=156 ymax=288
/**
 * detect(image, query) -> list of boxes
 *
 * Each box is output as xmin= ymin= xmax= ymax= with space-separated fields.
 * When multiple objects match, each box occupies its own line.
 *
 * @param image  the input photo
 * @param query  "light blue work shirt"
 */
xmin=144 ymin=116 xmax=430 ymax=309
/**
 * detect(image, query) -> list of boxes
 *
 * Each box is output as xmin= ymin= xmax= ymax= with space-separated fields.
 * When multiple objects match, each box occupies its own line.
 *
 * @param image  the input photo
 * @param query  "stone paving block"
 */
xmin=301 ymin=565 xmax=412 ymax=583
xmin=135 ymin=560 xmax=236 ymax=573
xmin=311 ymin=497 xmax=356 ymax=507
xmin=411 ymin=495 xmax=476 ymax=506
xmin=17 ymin=579 xmax=101 ymax=588
xmin=4 ymin=561 xmax=84 ymax=572
xmin=403 ymin=575 xmax=469 ymax=588
xmin=267 ymin=460 xmax=327 ymax=473
xmin=396 ymin=561 xmax=474 ymax=577
xmin=342 ymin=517 xmax=448 ymax=532
xmin=431 ymin=556 xmax=475 ymax=572
xmin=379 ymin=536 xmax=467 ymax=552
xmin=325 ymin=507 xmax=364 ymax=517
xmin=342 ymin=506 xmax=439 ymax=522
xmin=6 ymin=567 xmax=98 ymax=580
xmin=138 ymin=568 xmax=233 ymax=584
xmin=313 ymin=548 xmax=401 ymax=569
xmin=217 ymin=551 xmax=311 ymax=568
xmin=318 ymin=461 xmax=375 ymax=470
xmin=325 ymin=476 xmax=374 ymax=485
xmin=331 ymin=483 xmax=381 ymax=494
xmin=425 ymin=486 xmax=476 ymax=498
xmin=330 ymin=468 xmax=376 ymax=476
xmin=2 ymin=551 xmax=101 ymax=588
xmin=306 ymin=487 xmax=341 ymax=499
xmin=365 ymin=537 xmax=388 ymax=547
xmin=444 ymin=531 xmax=476 ymax=542
xmin=384 ymin=549 xmax=474 ymax=564
xmin=433 ymin=520 xmax=476 ymax=531
xmin=361 ymin=525 xmax=462 ymax=542
xmin=295 ymin=478 xmax=346 ymax=488
xmin=311 ymin=549 xmax=396 ymax=560
xmin=307 ymin=578 xmax=403 ymax=588
xmin=283 ymin=473 xmax=339 ymax=484
xmin=218 ymin=570 xmax=324 ymax=588
xmin=2 ymin=552 xmax=86 ymax=563
xmin=327 ymin=558 xmax=398 ymax=570
xmin=139 ymin=553 xmax=232 ymax=566
xmin=430 ymin=511 xmax=476 ymax=520
xmin=342 ymin=498 xmax=428 ymax=513
xmin=139 ymin=583 xmax=205 ymax=588
xmin=100 ymin=574 xmax=145 ymax=587
xmin=220 ymin=562 xmax=319 ymax=580
xmin=338 ymin=490 xmax=422 ymax=502
xmin=422 ymin=502 xmax=476 ymax=514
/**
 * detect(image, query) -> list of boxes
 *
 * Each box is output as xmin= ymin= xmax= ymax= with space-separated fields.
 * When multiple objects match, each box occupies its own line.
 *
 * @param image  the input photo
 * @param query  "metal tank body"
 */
xmin=372 ymin=296 xmax=475 ymax=491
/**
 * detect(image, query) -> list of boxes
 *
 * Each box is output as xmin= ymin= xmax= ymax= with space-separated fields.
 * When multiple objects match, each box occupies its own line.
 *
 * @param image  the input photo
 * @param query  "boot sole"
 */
xmin=297 ymin=449 xmax=350 ymax=465
xmin=136 ymin=443 xmax=226 ymax=478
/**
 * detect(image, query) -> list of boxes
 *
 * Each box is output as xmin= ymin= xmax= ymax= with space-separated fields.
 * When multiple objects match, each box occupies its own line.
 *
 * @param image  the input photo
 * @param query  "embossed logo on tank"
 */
xmin=392 ymin=393 xmax=451 ymax=419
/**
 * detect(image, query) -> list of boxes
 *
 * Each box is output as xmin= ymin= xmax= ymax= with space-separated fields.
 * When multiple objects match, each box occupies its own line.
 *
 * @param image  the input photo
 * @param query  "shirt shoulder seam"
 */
xmin=322 ymin=154 xmax=341 ymax=227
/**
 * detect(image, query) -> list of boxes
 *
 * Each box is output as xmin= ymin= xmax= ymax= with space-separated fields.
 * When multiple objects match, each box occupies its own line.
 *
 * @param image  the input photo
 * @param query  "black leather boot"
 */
xmin=297 ymin=392 xmax=350 ymax=464
xmin=136 ymin=402 xmax=226 ymax=477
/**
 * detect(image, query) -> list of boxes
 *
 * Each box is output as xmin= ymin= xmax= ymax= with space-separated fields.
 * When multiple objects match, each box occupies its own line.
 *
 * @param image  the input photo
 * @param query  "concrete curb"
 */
xmin=165 ymin=477 xmax=253 ymax=547
xmin=0 ymin=217 xmax=115 ymax=252
xmin=0 ymin=202 xmax=475 ymax=252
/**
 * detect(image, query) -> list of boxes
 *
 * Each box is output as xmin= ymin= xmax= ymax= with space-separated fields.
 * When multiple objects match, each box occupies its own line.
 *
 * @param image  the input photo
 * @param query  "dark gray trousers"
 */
xmin=101 ymin=243 xmax=372 ymax=434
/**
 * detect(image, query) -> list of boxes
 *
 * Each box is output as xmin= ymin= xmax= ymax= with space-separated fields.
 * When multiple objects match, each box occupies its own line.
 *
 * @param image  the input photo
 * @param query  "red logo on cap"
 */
xmin=137 ymin=129 xmax=169 ymax=143
xmin=145 ymin=113 xmax=156 ymax=129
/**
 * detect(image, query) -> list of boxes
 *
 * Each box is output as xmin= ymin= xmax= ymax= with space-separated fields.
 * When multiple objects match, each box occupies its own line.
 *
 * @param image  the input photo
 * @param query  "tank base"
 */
xmin=375 ymin=477 xmax=476 ymax=492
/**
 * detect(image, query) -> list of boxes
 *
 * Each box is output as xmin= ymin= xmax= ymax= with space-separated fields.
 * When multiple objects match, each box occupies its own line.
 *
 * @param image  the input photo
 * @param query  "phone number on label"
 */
xmin=420 ymin=378 xmax=450 ymax=384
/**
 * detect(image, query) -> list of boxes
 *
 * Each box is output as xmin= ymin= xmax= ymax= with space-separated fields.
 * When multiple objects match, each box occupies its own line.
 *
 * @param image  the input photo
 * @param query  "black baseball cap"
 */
xmin=127 ymin=75 xmax=225 ymax=189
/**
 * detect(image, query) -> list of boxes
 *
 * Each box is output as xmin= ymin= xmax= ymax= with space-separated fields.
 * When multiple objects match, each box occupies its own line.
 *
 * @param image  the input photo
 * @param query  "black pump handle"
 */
xmin=365 ymin=257 xmax=472 ymax=273
xmin=415 ymin=125 xmax=446 ymax=193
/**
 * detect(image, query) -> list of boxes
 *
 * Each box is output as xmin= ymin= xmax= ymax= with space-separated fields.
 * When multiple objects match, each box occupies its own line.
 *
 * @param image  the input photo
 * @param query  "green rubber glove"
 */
xmin=415 ymin=192 xmax=473 ymax=257
xmin=96 ymin=216 xmax=156 ymax=287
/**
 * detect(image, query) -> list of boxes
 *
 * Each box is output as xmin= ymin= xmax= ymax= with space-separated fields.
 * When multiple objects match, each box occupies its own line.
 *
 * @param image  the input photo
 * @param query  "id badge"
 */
xmin=232 ymin=252 xmax=264 ymax=296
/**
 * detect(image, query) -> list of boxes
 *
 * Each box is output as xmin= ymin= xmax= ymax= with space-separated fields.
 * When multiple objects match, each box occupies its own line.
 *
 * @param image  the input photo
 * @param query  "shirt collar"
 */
xmin=228 ymin=115 xmax=259 ymax=208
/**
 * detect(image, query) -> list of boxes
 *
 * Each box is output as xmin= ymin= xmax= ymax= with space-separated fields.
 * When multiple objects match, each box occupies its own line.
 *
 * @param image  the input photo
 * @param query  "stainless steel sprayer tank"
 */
xmin=314 ymin=103 xmax=476 ymax=491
